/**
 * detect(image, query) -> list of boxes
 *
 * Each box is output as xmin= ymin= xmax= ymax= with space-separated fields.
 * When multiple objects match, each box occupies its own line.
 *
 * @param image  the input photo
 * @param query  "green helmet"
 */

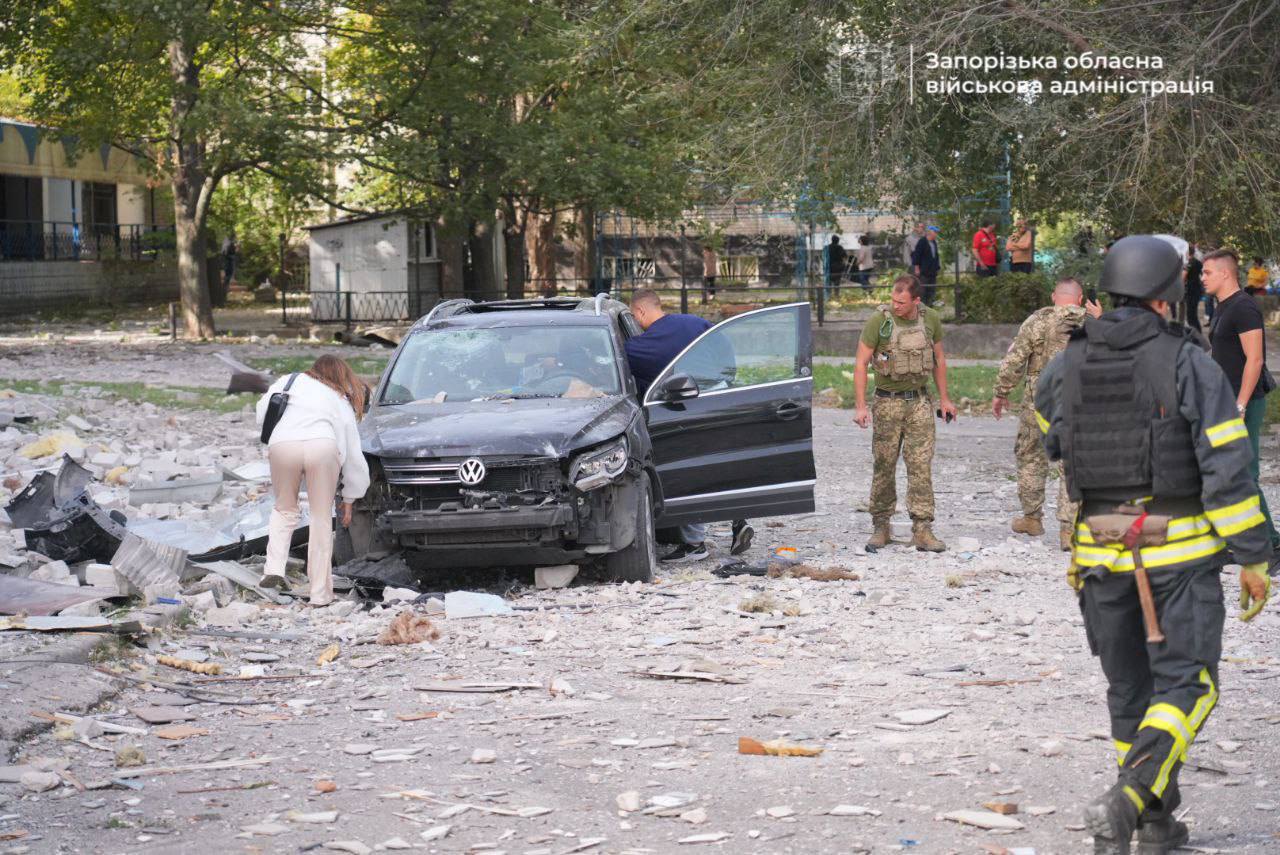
xmin=1100 ymin=236 xmax=1184 ymax=303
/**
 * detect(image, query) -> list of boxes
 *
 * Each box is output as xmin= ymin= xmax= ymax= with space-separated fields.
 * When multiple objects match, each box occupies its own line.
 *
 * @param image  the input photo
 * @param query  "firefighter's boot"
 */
xmin=1083 ymin=782 xmax=1144 ymax=855
xmin=1136 ymin=817 xmax=1189 ymax=855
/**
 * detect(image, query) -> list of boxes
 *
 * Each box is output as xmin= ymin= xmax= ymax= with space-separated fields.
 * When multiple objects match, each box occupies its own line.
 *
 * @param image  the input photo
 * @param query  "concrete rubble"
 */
xmin=0 ymin=341 xmax=1275 ymax=853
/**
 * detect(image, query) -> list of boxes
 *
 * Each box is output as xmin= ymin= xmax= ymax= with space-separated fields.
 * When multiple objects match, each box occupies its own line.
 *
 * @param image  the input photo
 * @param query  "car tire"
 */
xmin=603 ymin=471 xmax=656 ymax=583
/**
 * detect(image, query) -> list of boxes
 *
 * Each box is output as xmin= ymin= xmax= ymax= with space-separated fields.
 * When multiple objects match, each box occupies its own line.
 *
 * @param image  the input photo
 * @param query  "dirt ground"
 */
xmin=1 ymin=339 xmax=1279 ymax=855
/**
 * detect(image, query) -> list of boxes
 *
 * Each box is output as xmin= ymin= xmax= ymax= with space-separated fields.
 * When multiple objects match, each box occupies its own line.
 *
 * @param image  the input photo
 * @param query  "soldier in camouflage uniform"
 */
xmin=993 ymin=277 xmax=1100 ymax=550
xmin=854 ymin=274 xmax=958 ymax=551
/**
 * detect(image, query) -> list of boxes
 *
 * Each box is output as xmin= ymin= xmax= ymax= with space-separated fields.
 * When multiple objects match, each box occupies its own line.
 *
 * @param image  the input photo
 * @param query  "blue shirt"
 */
xmin=625 ymin=313 xmax=712 ymax=396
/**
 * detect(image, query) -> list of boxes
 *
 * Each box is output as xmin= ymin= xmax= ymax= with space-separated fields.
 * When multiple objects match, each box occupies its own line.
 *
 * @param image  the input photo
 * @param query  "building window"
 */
xmin=720 ymin=255 xmax=759 ymax=284
xmin=604 ymin=256 xmax=655 ymax=281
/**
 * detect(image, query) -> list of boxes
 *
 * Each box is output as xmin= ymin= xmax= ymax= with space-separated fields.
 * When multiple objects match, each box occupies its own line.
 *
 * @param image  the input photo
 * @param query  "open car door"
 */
xmin=646 ymin=303 xmax=816 ymax=527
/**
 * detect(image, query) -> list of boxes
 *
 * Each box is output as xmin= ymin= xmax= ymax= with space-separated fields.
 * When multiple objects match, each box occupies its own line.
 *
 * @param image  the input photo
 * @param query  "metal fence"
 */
xmin=0 ymin=220 xmax=174 ymax=262
xmin=283 ymin=290 xmax=415 ymax=328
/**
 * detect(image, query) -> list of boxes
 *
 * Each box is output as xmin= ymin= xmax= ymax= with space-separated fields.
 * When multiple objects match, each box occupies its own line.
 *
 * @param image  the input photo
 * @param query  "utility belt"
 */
xmin=1072 ymin=498 xmax=1222 ymax=576
xmin=874 ymin=387 xmax=928 ymax=400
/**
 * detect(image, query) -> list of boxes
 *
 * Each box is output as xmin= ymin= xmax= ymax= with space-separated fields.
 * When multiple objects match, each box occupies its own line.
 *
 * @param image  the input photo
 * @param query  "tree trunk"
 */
xmin=168 ymin=37 xmax=216 ymax=338
xmin=467 ymin=219 xmax=499 ymax=301
xmin=172 ymin=190 xmax=214 ymax=338
xmin=503 ymin=224 xmax=526 ymax=299
xmin=574 ymin=206 xmax=595 ymax=293
xmin=526 ymin=211 xmax=559 ymax=294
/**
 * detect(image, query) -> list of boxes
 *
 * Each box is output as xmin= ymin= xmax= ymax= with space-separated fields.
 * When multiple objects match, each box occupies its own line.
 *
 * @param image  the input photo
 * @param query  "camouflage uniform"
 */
xmin=865 ymin=305 xmax=941 ymax=523
xmin=870 ymin=395 xmax=936 ymax=521
xmin=994 ymin=304 xmax=1086 ymax=524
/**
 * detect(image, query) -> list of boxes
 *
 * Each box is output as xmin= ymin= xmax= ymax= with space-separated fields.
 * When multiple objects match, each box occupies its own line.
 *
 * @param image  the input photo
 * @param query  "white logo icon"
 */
xmin=457 ymin=457 xmax=487 ymax=486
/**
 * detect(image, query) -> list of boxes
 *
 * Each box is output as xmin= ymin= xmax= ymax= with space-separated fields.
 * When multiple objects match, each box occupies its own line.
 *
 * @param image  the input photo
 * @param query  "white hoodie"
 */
xmin=255 ymin=372 xmax=371 ymax=501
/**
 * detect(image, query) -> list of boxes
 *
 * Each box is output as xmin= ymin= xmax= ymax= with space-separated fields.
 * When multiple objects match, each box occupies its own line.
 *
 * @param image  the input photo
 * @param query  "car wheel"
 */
xmin=603 ymin=471 xmax=656 ymax=583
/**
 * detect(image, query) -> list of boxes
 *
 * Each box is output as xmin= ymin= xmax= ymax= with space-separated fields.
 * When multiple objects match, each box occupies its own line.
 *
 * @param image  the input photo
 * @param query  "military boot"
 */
xmin=1083 ymin=782 xmax=1145 ymax=855
xmin=912 ymin=522 xmax=946 ymax=552
xmin=1060 ymin=523 xmax=1075 ymax=552
xmin=1011 ymin=515 xmax=1044 ymax=536
xmin=1136 ymin=817 xmax=1189 ymax=855
xmin=866 ymin=517 xmax=891 ymax=550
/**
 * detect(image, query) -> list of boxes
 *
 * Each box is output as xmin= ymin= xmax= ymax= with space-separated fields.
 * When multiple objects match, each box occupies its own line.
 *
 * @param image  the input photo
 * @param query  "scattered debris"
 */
xmin=155 ymin=725 xmax=209 ymax=741
xmin=156 ymin=655 xmax=222 ymax=676
xmin=414 ymin=681 xmax=542 ymax=694
xmin=444 ymin=590 xmax=514 ymax=619
xmin=316 ymin=643 xmax=341 ymax=666
xmin=534 ymin=564 xmax=579 ymax=589
xmin=894 ymin=708 xmax=952 ymax=726
xmin=983 ymin=802 xmax=1019 ymax=815
xmin=738 ymin=737 xmax=823 ymax=757
xmin=129 ymin=471 xmax=223 ymax=507
xmin=768 ymin=562 xmax=861 ymax=581
xmin=0 ymin=574 xmax=112 ymax=617
xmin=114 ymin=745 xmax=147 ymax=768
xmin=377 ymin=610 xmax=440 ymax=645
xmin=943 ymin=809 xmax=1027 ymax=831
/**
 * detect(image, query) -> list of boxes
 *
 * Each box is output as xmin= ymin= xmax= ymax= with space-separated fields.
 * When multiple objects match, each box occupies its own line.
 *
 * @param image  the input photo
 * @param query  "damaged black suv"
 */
xmin=349 ymin=295 xmax=816 ymax=582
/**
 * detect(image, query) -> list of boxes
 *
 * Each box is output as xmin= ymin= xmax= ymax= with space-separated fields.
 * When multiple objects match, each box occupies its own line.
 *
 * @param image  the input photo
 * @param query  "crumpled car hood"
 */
xmin=360 ymin=396 xmax=638 ymax=459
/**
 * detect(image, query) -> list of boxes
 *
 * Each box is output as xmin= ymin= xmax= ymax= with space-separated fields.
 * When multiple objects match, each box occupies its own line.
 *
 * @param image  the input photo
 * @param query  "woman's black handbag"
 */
xmin=259 ymin=373 xmax=299 ymax=444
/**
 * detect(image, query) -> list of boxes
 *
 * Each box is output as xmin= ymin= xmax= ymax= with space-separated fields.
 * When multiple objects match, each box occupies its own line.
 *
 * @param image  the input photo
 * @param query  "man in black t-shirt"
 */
xmin=1204 ymin=248 xmax=1280 ymax=559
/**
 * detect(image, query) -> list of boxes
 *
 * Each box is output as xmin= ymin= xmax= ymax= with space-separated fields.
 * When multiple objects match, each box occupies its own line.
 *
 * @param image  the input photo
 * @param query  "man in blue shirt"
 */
xmin=624 ymin=288 xmax=753 ymax=562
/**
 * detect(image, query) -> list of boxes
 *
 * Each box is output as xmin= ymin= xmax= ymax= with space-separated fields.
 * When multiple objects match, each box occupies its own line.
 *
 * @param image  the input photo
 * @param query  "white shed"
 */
xmin=305 ymin=213 xmax=441 ymax=322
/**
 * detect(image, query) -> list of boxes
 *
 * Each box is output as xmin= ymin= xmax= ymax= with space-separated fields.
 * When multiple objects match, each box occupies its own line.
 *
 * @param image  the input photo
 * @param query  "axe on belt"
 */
xmin=1084 ymin=507 xmax=1169 ymax=644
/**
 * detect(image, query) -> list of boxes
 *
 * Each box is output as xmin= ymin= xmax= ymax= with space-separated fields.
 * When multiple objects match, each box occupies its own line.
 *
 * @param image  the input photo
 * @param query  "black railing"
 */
xmin=0 ymin=220 xmax=174 ymax=262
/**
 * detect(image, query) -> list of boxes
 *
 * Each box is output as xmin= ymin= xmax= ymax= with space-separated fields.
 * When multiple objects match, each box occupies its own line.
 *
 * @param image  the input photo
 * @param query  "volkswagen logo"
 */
xmin=456 ymin=457 xmax=487 ymax=486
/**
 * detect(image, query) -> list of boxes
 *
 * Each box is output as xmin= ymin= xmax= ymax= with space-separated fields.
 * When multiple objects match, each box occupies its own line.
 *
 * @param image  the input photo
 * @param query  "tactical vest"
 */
xmin=875 ymin=307 xmax=935 ymax=382
xmin=1058 ymin=314 xmax=1201 ymax=504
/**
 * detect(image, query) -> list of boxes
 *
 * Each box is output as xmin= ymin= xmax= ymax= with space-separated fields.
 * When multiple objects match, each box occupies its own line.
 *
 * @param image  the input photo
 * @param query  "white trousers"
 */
xmin=265 ymin=439 xmax=339 ymax=605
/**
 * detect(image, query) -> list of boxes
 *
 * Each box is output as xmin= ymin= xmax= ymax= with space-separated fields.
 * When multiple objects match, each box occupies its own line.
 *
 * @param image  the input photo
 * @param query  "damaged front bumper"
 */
xmin=364 ymin=455 xmax=641 ymax=566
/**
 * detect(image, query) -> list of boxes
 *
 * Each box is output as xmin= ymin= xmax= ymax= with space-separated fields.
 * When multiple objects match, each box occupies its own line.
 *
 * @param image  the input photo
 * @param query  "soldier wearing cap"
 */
xmin=1035 ymin=235 xmax=1271 ymax=854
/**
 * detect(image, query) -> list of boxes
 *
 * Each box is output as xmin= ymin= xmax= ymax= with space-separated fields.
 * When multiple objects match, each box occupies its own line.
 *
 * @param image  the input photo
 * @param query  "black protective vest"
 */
xmin=1059 ymin=310 xmax=1201 ymax=504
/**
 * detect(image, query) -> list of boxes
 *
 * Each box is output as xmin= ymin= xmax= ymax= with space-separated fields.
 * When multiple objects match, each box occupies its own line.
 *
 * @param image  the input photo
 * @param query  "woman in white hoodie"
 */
xmin=255 ymin=355 xmax=371 ymax=606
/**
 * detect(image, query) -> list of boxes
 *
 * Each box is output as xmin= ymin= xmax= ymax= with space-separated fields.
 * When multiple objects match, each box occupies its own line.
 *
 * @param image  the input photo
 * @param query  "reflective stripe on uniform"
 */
xmin=1205 ymin=495 xmax=1266 ymax=537
xmin=1035 ymin=409 xmax=1049 ymax=434
xmin=1188 ymin=668 xmax=1218 ymax=735
xmin=1114 ymin=739 xmax=1132 ymax=766
xmin=1205 ymin=417 xmax=1248 ymax=447
xmin=1071 ymin=533 xmax=1225 ymax=573
xmin=1140 ymin=703 xmax=1193 ymax=797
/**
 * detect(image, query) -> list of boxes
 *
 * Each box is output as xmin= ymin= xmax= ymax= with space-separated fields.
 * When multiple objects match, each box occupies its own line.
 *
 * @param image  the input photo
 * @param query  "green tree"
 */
xmin=1 ymin=1 xmax=332 ymax=336
xmin=328 ymin=0 xmax=699 ymax=298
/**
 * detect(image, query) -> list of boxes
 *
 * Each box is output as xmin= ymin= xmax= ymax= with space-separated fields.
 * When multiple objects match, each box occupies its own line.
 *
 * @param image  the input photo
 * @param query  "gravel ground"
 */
xmin=0 ymin=342 xmax=1278 ymax=855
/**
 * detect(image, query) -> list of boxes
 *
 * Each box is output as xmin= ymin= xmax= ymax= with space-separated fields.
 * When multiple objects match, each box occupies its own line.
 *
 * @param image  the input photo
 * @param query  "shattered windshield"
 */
xmin=381 ymin=325 xmax=622 ymax=404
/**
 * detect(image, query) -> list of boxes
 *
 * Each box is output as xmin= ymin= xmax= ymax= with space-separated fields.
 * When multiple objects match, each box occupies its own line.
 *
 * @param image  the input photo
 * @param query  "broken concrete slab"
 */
xmin=534 ymin=564 xmax=579 ymax=589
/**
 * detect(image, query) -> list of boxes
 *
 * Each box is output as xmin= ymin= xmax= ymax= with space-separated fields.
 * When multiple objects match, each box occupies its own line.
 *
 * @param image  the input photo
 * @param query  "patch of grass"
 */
xmin=811 ymin=363 xmax=1024 ymax=409
xmin=1 ymin=378 xmax=254 ymax=414
xmin=247 ymin=354 xmax=389 ymax=378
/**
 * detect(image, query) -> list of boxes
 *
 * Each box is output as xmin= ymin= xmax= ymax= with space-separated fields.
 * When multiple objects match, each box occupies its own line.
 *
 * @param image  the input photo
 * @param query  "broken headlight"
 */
xmin=569 ymin=438 xmax=629 ymax=491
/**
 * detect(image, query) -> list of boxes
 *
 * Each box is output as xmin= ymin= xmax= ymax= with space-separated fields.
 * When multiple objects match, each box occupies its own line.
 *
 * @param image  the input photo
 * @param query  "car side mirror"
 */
xmin=658 ymin=373 xmax=699 ymax=401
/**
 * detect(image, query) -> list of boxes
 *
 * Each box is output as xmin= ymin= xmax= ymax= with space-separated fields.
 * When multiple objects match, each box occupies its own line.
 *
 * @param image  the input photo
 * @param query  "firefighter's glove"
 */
xmin=1239 ymin=563 xmax=1271 ymax=622
xmin=1067 ymin=564 xmax=1083 ymax=593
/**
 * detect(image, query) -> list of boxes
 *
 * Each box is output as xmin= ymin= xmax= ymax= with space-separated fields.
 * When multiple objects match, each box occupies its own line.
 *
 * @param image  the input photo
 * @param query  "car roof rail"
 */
xmin=593 ymin=292 xmax=607 ymax=315
xmin=422 ymin=298 xmax=474 ymax=323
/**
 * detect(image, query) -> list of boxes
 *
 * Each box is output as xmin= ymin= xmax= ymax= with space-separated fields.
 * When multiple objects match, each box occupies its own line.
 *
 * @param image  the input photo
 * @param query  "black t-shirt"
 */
xmin=1209 ymin=290 xmax=1266 ymax=400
